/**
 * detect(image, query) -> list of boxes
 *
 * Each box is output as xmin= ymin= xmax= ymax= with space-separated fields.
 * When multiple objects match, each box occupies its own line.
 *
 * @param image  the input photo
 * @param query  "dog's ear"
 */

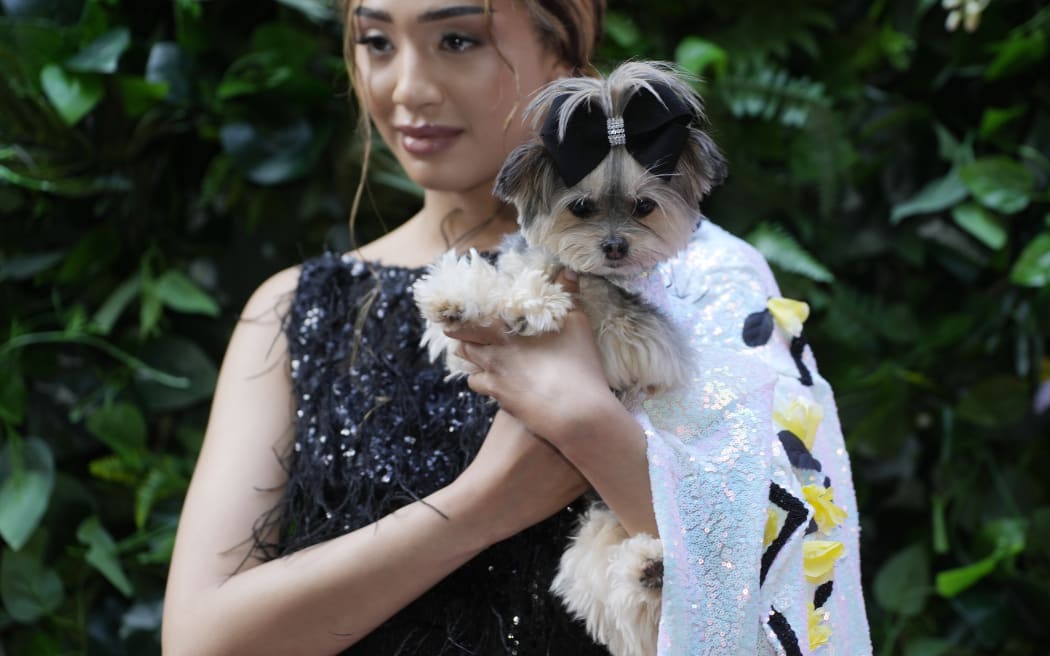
xmin=676 ymin=128 xmax=728 ymax=204
xmin=494 ymin=141 xmax=562 ymax=228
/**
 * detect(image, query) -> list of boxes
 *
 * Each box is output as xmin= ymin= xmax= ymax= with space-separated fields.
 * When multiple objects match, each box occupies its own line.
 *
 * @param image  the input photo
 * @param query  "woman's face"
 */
xmin=351 ymin=0 xmax=568 ymax=194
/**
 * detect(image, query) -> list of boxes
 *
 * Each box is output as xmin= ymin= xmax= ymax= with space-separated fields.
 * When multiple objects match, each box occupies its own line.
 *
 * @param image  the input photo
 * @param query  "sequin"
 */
xmin=256 ymin=252 xmax=606 ymax=656
xmin=641 ymin=221 xmax=871 ymax=654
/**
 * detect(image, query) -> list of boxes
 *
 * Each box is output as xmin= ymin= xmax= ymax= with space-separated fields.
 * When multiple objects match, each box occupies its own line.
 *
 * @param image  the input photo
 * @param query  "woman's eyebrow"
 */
xmin=351 ymin=5 xmax=488 ymax=23
xmin=352 ymin=6 xmax=391 ymax=22
xmin=418 ymin=6 xmax=487 ymax=22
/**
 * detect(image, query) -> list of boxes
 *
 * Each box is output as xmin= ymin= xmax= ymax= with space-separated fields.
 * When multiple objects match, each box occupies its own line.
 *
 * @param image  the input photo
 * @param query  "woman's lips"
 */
xmin=396 ymin=124 xmax=463 ymax=155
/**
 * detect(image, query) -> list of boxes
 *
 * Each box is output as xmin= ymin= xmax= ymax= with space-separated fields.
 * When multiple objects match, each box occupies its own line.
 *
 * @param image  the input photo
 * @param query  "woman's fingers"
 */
xmin=445 ymin=322 xmax=505 ymax=345
xmin=557 ymin=267 xmax=580 ymax=294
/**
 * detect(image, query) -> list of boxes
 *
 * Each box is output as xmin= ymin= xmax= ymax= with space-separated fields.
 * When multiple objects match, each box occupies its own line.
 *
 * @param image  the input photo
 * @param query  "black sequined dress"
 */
xmin=269 ymin=252 xmax=608 ymax=655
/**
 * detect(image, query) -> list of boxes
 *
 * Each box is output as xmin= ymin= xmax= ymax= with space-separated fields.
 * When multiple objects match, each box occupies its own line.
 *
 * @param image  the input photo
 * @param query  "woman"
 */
xmin=163 ymin=0 xmax=872 ymax=654
xmin=162 ymin=1 xmax=644 ymax=654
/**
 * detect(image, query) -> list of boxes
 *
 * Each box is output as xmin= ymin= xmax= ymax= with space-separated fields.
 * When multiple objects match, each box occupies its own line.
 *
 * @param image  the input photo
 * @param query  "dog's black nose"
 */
xmin=601 ymin=237 xmax=629 ymax=260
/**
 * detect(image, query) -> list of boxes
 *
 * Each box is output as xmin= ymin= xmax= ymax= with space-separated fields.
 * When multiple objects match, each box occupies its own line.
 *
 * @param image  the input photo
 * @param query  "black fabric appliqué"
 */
xmin=761 ymin=483 xmax=809 ymax=586
xmin=790 ymin=335 xmax=813 ymax=386
xmin=742 ymin=309 xmax=774 ymax=346
xmin=814 ymin=580 xmax=834 ymax=609
xmin=768 ymin=607 xmax=804 ymax=656
xmin=778 ymin=430 xmax=822 ymax=471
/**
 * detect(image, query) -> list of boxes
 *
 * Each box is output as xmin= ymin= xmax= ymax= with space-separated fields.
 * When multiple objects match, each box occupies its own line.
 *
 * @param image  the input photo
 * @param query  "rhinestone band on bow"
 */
xmin=606 ymin=116 xmax=626 ymax=146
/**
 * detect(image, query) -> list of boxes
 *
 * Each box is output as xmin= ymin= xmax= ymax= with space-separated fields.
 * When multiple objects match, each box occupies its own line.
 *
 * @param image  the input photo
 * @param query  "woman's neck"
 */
xmin=415 ymin=186 xmax=519 ymax=253
xmin=349 ymin=185 xmax=520 ymax=269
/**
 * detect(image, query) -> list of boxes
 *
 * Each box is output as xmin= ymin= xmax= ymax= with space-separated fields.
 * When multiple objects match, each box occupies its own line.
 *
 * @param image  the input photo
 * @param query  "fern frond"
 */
xmin=717 ymin=61 xmax=830 ymax=128
xmin=711 ymin=4 xmax=836 ymax=62
xmin=747 ymin=222 xmax=835 ymax=282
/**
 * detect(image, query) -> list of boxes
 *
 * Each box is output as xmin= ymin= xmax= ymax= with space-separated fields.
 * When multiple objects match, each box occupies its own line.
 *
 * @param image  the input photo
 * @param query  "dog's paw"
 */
xmin=499 ymin=268 xmax=573 ymax=336
xmin=413 ymin=249 xmax=500 ymax=327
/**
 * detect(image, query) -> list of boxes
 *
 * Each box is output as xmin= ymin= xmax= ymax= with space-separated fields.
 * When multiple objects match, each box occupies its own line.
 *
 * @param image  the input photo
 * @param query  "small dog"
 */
xmin=413 ymin=61 xmax=727 ymax=401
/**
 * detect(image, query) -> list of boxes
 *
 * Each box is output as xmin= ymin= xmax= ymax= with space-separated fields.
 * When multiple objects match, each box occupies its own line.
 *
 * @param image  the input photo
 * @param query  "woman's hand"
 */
xmin=455 ymin=410 xmax=589 ymax=545
xmin=445 ymin=271 xmax=616 ymax=448
xmin=446 ymin=271 xmax=659 ymax=537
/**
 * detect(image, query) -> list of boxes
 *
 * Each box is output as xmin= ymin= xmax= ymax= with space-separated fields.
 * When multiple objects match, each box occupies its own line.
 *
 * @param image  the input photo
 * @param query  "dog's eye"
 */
xmin=569 ymin=198 xmax=597 ymax=218
xmin=633 ymin=197 xmax=657 ymax=218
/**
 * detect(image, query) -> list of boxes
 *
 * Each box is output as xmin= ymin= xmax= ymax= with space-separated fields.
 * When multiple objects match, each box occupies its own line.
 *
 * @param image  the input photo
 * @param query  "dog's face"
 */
xmin=495 ymin=126 xmax=727 ymax=277
xmin=494 ymin=61 xmax=727 ymax=276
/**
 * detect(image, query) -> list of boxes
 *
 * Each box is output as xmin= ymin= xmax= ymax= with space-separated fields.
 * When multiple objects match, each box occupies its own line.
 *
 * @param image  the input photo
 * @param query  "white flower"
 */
xmin=943 ymin=0 xmax=991 ymax=33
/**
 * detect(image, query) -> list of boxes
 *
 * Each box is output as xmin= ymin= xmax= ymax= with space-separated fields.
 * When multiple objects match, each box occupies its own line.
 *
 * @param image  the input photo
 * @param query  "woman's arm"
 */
xmin=447 ymin=273 xmax=658 ymax=537
xmin=162 ymin=269 xmax=587 ymax=656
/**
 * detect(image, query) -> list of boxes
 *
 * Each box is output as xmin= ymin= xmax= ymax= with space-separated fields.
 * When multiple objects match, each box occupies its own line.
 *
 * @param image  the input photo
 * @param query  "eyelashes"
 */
xmin=352 ymin=31 xmax=482 ymax=56
xmin=569 ymin=198 xmax=598 ymax=218
xmin=566 ymin=197 xmax=659 ymax=219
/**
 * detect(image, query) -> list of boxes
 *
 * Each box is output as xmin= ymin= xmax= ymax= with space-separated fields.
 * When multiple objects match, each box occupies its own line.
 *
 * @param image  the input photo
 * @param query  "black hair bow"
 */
xmin=539 ymin=81 xmax=693 ymax=187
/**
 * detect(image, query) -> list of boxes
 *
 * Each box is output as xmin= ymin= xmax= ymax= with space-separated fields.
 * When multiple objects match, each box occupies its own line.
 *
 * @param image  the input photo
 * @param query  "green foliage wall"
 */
xmin=1 ymin=0 xmax=1048 ymax=654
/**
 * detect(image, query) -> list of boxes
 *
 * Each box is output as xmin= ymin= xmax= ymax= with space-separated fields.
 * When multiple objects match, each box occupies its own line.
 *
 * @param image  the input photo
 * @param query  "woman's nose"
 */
xmin=391 ymin=47 xmax=442 ymax=110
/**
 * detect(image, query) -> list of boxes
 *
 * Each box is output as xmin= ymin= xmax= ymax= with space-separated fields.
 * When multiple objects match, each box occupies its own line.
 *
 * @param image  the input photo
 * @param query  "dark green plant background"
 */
xmin=2 ymin=0 xmax=1048 ymax=653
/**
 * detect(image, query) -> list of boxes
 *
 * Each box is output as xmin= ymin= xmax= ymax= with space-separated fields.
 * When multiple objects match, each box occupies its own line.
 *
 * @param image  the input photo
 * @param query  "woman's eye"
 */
xmin=569 ymin=198 xmax=597 ymax=218
xmin=441 ymin=33 xmax=480 ymax=52
xmin=633 ymin=197 xmax=657 ymax=218
xmin=354 ymin=33 xmax=392 ymax=55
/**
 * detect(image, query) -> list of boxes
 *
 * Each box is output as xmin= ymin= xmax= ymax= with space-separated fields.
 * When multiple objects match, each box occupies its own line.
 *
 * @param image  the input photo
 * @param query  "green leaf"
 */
xmin=985 ymin=30 xmax=1047 ymax=80
xmin=86 ymin=402 xmax=147 ymax=458
xmin=0 ymin=438 xmax=55 ymax=551
xmin=65 ymin=27 xmax=130 ymax=74
xmin=116 ymin=75 xmax=170 ymax=116
xmin=135 ymin=465 xmax=185 ymax=530
xmin=675 ymin=36 xmax=728 ymax=78
xmin=39 ymin=64 xmax=103 ymax=126
xmin=175 ymin=0 xmax=207 ymax=51
xmin=154 ymin=270 xmax=220 ymax=317
xmin=959 ymin=157 xmax=1033 ymax=215
xmin=1 ymin=332 xmax=189 ymax=389
xmin=890 ymin=171 xmax=968 ymax=224
xmin=92 ymin=273 xmax=142 ymax=335
xmin=874 ymin=543 xmax=929 ymax=616
xmin=979 ymin=105 xmax=1027 ymax=139
xmin=603 ymin=11 xmax=641 ymax=48
xmin=951 ymin=203 xmax=1006 ymax=250
xmin=273 ymin=0 xmax=336 ymax=22
xmin=0 ymin=251 xmax=64 ymax=282
xmin=221 ymin=118 xmax=327 ymax=185
xmin=1010 ymin=233 xmax=1050 ymax=287
xmin=0 ymin=355 xmax=26 ymax=425
xmin=135 ymin=336 xmax=218 ymax=411
xmin=145 ymin=42 xmax=193 ymax=103
xmin=0 ymin=546 xmax=63 ymax=623
xmin=217 ymin=51 xmax=293 ymax=100
xmin=985 ymin=517 xmax=1027 ymax=557
xmin=140 ymin=278 xmax=164 ymax=339
xmin=77 ymin=516 xmax=133 ymax=597
xmin=933 ymin=519 xmax=1024 ymax=600
xmin=0 ymin=0 xmax=82 ymax=22
xmin=746 ymin=223 xmax=834 ymax=282
xmin=936 ymin=554 xmax=998 ymax=598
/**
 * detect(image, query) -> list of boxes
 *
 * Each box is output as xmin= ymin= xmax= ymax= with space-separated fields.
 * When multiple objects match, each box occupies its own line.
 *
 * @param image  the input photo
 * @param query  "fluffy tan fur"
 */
xmin=551 ymin=505 xmax=663 ymax=656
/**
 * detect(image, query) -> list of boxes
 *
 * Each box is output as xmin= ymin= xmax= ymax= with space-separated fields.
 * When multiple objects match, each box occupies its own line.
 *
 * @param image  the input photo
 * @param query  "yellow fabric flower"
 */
xmin=767 ymin=297 xmax=810 ymax=338
xmin=773 ymin=396 xmax=824 ymax=450
xmin=808 ymin=603 xmax=831 ymax=650
xmin=803 ymin=540 xmax=844 ymax=583
xmin=803 ymin=484 xmax=848 ymax=534
xmin=763 ymin=508 xmax=780 ymax=547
